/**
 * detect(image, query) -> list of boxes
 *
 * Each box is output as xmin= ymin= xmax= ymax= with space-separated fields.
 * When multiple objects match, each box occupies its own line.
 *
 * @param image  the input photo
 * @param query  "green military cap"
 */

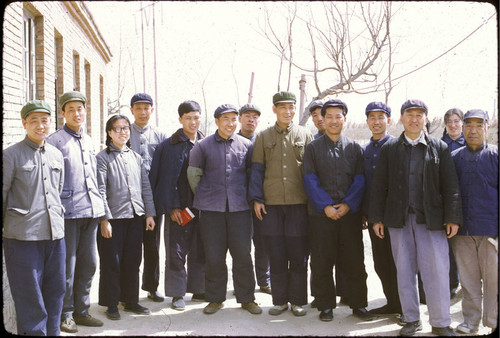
xmin=20 ymin=100 xmax=52 ymax=119
xmin=59 ymin=91 xmax=87 ymax=109
xmin=273 ymin=91 xmax=296 ymax=105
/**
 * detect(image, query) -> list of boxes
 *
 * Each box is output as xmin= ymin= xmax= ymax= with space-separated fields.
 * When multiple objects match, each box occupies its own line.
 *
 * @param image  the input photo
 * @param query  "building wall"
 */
xmin=2 ymin=1 xmax=111 ymax=333
xmin=2 ymin=1 xmax=111 ymax=150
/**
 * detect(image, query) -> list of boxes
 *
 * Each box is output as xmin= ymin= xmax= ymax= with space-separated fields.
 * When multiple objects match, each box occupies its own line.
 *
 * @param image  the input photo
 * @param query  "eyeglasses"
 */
xmin=111 ymin=126 xmax=130 ymax=133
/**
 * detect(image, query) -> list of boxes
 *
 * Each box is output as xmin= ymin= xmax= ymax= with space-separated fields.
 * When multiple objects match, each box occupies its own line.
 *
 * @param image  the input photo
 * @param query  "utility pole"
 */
xmin=299 ymin=74 xmax=307 ymax=125
xmin=248 ymin=72 xmax=255 ymax=104
xmin=152 ymin=2 xmax=159 ymax=126
xmin=140 ymin=3 xmax=146 ymax=92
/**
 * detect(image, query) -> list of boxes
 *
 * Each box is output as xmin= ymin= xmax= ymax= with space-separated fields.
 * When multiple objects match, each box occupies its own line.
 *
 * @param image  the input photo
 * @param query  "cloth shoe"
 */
xmin=105 ymin=307 xmax=121 ymax=320
xmin=432 ymin=326 xmax=458 ymax=336
xmin=60 ymin=317 xmax=78 ymax=333
xmin=269 ymin=304 xmax=288 ymax=315
xmin=369 ymin=304 xmax=400 ymax=315
xmin=73 ymin=314 xmax=103 ymax=327
xmin=400 ymin=320 xmax=423 ymax=336
xmin=203 ymin=302 xmax=224 ymax=314
xmin=259 ymin=285 xmax=272 ymax=295
xmin=291 ymin=304 xmax=307 ymax=316
xmin=455 ymin=323 xmax=478 ymax=334
xmin=353 ymin=307 xmax=376 ymax=321
xmin=148 ymin=291 xmax=165 ymax=302
xmin=241 ymin=302 xmax=262 ymax=314
xmin=124 ymin=303 xmax=151 ymax=315
xmin=319 ymin=309 xmax=333 ymax=321
xmin=172 ymin=297 xmax=185 ymax=311
xmin=191 ymin=293 xmax=206 ymax=302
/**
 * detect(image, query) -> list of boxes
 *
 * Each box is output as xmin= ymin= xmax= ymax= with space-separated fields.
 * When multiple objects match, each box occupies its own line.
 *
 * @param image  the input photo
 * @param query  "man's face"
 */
xmin=215 ymin=112 xmax=238 ymax=139
xmin=311 ymin=107 xmax=325 ymax=133
xmin=22 ymin=112 xmax=52 ymax=145
xmin=131 ymin=102 xmax=153 ymax=127
xmin=324 ymin=107 xmax=345 ymax=137
xmin=179 ymin=111 xmax=201 ymax=136
xmin=61 ymin=101 xmax=86 ymax=132
xmin=366 ymin=111 xmax=390 ymax=138
xmin=463 ymin=118 xmax=488 ymax=149
xmin=238 ymin=110 xmax=260 ymax=135
xmin=401 ymin=108 xmax=427 ymax=137
xmin=273 ymin=102 xmax=295 ymax=126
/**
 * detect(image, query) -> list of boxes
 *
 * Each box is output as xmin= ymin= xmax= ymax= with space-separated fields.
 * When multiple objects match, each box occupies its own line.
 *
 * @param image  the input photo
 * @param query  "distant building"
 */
xmin=2 ymin=1 xmax=112 ymax=333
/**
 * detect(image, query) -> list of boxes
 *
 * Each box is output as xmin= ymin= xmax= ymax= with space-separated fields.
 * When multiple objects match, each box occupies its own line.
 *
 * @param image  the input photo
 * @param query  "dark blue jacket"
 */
xmin=452 ymin=144 xmax=498 ymax=236
xmin=361 ymin=134 xmax=393 ymax=216
xmin=149 ymin=128 xmax=204 ymax=216
xmin=442 ymin=133 xmax=465 ymax=152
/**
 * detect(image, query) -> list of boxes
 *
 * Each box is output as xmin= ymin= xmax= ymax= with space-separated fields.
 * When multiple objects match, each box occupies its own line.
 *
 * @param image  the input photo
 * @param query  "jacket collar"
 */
xmin=274 ymin=122 xmax=293 ymax=134
xmin=24 ymin=136 xmax=45 ymax=151
xmin=108 ymin=142 xmax=130 ymax=153
xmin=63 ymin=124 xmax=82 ymax=139
xmin=170 ymin=128 xmax=204 ymax=145
xmin=214 ymin=130 xmax=235 ymax=142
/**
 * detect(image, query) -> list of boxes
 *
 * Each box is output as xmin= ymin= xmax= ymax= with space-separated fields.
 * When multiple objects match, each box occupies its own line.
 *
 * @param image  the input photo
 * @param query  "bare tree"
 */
xmin=259 ymin=1 xmax=398 ymax=125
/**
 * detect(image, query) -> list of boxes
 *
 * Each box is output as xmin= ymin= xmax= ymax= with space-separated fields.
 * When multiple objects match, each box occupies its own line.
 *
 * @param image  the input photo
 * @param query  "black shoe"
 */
xmin=353 ymin=307 xmax=376 ymax=321
xmin=147 ymin=291 xmax=164 ymax=302
xmin=105 ymin=307 xmax=121 ymax=320
xmin=369 ymin=304 xmax=400 ymax=315
xmin=191 ymin=293 xmax=205 ymax=302
xmin=124 ymin=303 xmax=151 ymax=315
xmin=400 ymin=320 xmax=423 ymax=336
xmin=319 ymin=309 xmax=333 ymax=321
xmin=311 ymin=299 xmax=317 ymax=308
xmin=432 ymin=326 xmax=457 ymax=336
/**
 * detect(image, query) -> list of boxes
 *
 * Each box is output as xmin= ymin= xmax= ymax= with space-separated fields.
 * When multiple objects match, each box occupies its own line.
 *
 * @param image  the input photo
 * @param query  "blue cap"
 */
xmin=130 ymin=93 xmax=153 ymax=107
xmin=365 ymin=101 xmax=391 ymax=117
xmin=463 ymin=109 xmax=489 ymax=122
xmin=309 ymin=100 xmax=324 ymax=113
xmin=321 ymin=99 xmax=348 ymax=116
xmin=214 ymin=104 xmax=238 ymax=118
xmin=400 ymin=99 xmax=428 ymax=115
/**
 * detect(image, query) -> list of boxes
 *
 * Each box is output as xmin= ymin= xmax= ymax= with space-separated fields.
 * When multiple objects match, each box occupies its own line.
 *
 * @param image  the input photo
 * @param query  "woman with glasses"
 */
xmin=96 ymin=115 xmax=156 ymax=320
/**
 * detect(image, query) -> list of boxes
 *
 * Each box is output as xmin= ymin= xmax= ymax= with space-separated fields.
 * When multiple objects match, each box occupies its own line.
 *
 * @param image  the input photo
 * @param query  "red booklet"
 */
xmin=180 ymin=207 xmax=195 ymax=226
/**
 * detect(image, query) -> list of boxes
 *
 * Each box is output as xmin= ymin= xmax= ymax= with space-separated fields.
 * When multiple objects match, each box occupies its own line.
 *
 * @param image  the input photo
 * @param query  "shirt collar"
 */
xmin=403 ymin=131 xmax=427 ymax=146
xmin=132 ymin=122 xmax=149 ymax=133
xmin=109 ymin=142 xmax=130 ymax=153
xmin=274 ymin=122 xmax=292 ymax=134
xmin=24 ymin=136 xmax=45 ymax=151
xmin=214 ymin=130 xmax=235 ymax=142
xmin=324 ymin=134 xmax=344 ymax=147
xmin=63 ymin=124 xmax=82 ymax=138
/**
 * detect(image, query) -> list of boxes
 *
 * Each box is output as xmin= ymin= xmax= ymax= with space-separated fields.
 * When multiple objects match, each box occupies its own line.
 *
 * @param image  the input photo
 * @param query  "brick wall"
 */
xmin=2 ymin=1 xmax=112 ymax=332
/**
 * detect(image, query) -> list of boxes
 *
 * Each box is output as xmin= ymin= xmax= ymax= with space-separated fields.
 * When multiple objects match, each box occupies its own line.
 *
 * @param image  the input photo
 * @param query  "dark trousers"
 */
xmin=4 ymin=238 xmax=66 ymax=336
xmin=142 ymin=215 xmax=162 ymax=293
xmin=62 ymin=218 xmax=98 ymax=319
xmin=98 ymin=216 xmax=144 ymax=307
xmin=252 ymin=212 xmax=270 ymax=287
xmin=164 ymin=216 xmax=205 ymax=297
xmin=309 ymin=213 xmax=368 ymax=311
xmin=261 ymin=205 xmax=309 ymax=306
xmin=198 ymin=209 xmax=255 ymax=303
xmin=368 ymin=223 xmax=401 ymax=311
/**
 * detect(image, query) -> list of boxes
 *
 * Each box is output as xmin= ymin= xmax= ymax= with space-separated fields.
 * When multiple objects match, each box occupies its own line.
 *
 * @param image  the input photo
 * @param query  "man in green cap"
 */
xmin=46 ymin=91 xmax=105 ymax=332
xmin=249 ymin=91 xmax=314 ymax=316
xmin=3 ymin=100 xmax=66 ymax=335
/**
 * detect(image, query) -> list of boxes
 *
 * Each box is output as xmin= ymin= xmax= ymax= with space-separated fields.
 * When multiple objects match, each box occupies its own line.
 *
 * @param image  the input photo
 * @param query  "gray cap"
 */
xmin=214 ymin=104 xmax=238 ymax=118
xmin=239 ymin=103 xmax=261 ymax=116
xmin=309 ymin=100 xmax=324 ymax=114
xmin=463 ymin=109 xmax=489 ymax=122
xmin=400 ymin=99 xmax=428 ymax=115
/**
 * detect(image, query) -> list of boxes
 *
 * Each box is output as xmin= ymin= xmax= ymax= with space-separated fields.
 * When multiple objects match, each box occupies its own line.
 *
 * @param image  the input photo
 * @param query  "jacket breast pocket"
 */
xmin=18 ymin=164 xmax=37 ymax=181
xmin=264 ymin=141 xmax=276 ymax=160
xmin=49 ymin=162 xmax=63 ymax=183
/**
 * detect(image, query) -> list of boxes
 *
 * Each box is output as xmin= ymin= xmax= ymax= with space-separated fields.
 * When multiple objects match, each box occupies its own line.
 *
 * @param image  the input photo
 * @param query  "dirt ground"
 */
xmin=58 ymin=221 xmax=494 ymax=337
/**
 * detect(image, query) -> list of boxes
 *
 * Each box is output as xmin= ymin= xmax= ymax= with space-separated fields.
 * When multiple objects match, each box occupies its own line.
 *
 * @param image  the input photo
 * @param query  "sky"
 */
xmin=86 ymin=1 xmax=498 ymax=136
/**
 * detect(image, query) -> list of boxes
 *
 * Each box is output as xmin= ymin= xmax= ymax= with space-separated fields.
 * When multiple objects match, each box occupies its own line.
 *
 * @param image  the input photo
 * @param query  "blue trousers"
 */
xmin=252 ymin=212 xmax=270 ymax=287
xmin=260 ymin=205 xmax=308 ymax=306
xmin=3 ymin=238 xmax=66 ymax=336
xmin=164 ymin=216 xmax=205 ymax=297
xmin=198 ymin=209 xmax=255 ymax=303
xmin=388 ymin=214 xmax=451 ymax=327
xmin=62 ymin=218 xmax=98 ymax=319
xmin=97 ymin=216 xmax=144 ymax=307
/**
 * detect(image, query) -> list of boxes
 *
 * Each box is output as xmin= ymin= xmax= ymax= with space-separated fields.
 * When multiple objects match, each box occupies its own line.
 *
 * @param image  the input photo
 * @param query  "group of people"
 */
xmin=2 ymin=89 xmax=497 ymax=337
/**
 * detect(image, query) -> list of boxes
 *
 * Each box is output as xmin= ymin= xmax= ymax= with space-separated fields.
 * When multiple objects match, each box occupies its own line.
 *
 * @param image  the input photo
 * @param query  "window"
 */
xmin=22 ymin=12 xmax=36 ymax=102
